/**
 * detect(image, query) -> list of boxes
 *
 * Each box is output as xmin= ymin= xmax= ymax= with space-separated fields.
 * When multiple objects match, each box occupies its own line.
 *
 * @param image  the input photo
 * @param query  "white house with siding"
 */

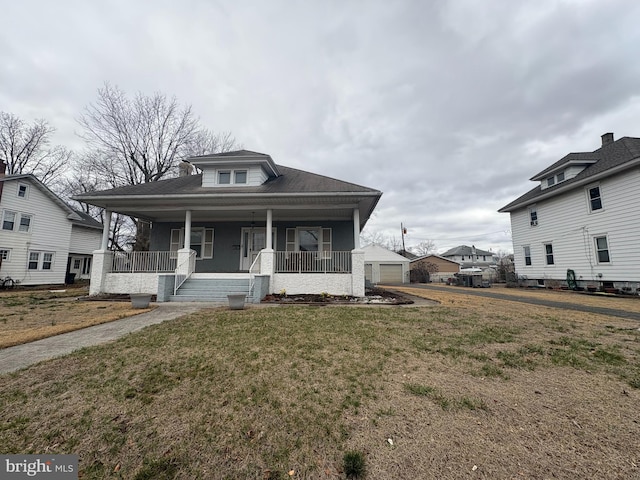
xmin=0 ymin=166 xmax=102 ymax=286
xmin=499 ymin=133 xmax=640 ymax=291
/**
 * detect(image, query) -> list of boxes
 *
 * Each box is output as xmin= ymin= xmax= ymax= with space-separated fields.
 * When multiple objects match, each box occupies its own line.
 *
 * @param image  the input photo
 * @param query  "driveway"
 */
xmin=385 ymin=283 xmax=640 ymax=321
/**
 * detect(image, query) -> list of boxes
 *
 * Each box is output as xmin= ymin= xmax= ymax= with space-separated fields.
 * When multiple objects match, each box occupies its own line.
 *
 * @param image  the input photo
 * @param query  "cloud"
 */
xmin=2 ymin=0 xmax=640 ymax=254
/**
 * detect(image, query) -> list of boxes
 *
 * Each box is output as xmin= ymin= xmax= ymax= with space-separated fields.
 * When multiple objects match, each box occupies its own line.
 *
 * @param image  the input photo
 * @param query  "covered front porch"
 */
xmin=89 ymin=206 xmax=367 ymax=302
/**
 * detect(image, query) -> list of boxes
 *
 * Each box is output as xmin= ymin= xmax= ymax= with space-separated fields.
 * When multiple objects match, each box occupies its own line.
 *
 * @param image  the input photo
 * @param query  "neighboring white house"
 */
xmin=362 ymin=244 xmax=410 ymax=284
xmin=0 ymin=166 xmax=102 ymax=286
xmin=74 ymin=150 xmax=382 ymax=302
xmin=499 ymin=132 xmax=640 ymax=291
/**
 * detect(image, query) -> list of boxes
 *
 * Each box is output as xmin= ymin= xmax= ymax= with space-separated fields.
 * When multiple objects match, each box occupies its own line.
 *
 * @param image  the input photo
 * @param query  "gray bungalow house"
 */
xmin=75 ymin=150 xmax=382 ymax=302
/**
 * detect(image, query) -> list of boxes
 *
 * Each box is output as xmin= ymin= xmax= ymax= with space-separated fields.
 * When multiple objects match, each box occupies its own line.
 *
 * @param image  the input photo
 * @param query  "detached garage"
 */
xmin=362 ymin=244 xmax=410 ymax=284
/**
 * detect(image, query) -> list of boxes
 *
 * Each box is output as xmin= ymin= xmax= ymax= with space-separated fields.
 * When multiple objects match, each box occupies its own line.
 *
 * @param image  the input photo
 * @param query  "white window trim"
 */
xmin=523 ymin=245 xmax=532 ymax=266
xmin=17 ymin=183 xmax=29 ymax=198
xmin=593 ymin=235 xmax=611 ymax=264
xmin=27 ymin=251 xmax=55 ymax=271
xmin=2 ymin=210 xmax=17 ymax=231
xmin=285 ymin=227 xmax=332 ymax=253
xmin=543 ymin=243 xmax=554 ymax=266
xmin=170 ymin=227 xmax=214 ymax=260
xmin=18 ymin=213 xmax=32 ymax=233
xmin=0 ymin=249 xmax=11 ymax=262
xmin=586 ymin=183 xmax=604 ymax=213
xmin=528 ymin=205 xmax=538 ymax=227
xmin=217 ymin=169 xmax=248 ymax=186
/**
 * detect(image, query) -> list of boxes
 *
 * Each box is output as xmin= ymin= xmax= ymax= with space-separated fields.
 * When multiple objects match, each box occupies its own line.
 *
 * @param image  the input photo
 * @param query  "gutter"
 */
xmin=499 ymin=156 xmax=640 ymax=213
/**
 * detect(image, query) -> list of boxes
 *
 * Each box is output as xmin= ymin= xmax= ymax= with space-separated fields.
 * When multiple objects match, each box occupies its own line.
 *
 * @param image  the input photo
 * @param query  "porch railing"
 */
xmin=174 ymin=250 xmax=196 ymax=295
xmin=275 ymin=251 xmax=352 ymax=273
xmin=248 ymin=251 xmax=262 ymax=299
xmin=111 ymin=251 xmax=177 ymax=273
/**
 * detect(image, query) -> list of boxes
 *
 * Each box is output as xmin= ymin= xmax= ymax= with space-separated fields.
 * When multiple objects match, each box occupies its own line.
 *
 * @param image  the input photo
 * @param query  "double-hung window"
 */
xmin=587 ymin=185 xmax=603 ymax=212
xmin=528 ymin=206 xmax=538 ymax=226
xmin=28 ymin=251 xmax=53 ymax=270
xmin=594 ymin=236 xmax=610 ymax=263
xmin=544 ymin=243 xmax=554 ymax=265
xmin=2 ymin=210 xmax=16 ymax=231
xmin=18 ymin=214 xmax=32 ymax=232
xmin=17 ymin=184 xmax=28 ymax=198
xmin=0 ymin=249 xmax=10 ymax=261
xmin=523 ymin=246 xmax=532 ymax=266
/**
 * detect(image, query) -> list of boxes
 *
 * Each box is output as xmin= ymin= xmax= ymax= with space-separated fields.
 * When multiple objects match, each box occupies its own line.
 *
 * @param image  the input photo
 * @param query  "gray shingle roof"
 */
xmin=499 ymin=136 xmax=640 ymax=212
xmin=76 ymin=164 xmax=380 ymax=198
xmin=441 ymin=245 xmax=494 ymax=257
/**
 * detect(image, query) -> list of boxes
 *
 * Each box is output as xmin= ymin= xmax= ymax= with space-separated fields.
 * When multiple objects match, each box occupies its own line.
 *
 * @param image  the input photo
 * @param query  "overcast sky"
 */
xmin=3 ymin=0 xmax=640 ymax=254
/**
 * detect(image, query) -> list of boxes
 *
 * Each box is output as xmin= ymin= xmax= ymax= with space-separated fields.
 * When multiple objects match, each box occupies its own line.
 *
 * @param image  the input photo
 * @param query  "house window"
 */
xmin=17 ymin=184 xmax=28 ymax=198
xmin=218 ymin=171 xmax=231 ymax=184
xmin=170 ymin=228 xmax=214 ymax=259
xmin=544 ymin=243 xmax=554 ymax=265
xmin=82 ymin=257 xmax=92 ymax=275
xmin=557 ymin=171 xmax=565 ymax=182
xmin=2 ymin=210 xmax=16 ymax=231
xmin=588 ymin=186 xmax=602 ymax=211
xmin=286 ymin=227 xmax=332 ymax=252
xmin=73 ymin=259 xmax=81 ymax=269
xmin=18 ymin=214 xmax=32 ymax=232
xmin=28 ymin=252 xmax=40 ymax=270
xmin=0 ymin=249 xmax=10 ymax=261
xmin=234 ymin=170 xmax=247 ymax=184
xmin=27 ymin=251 xmax=54 ymax=270
xmin=547 ymin=176 xmax=555 ymax=187
xmin=529 ymin=206 xmax=538 ymax=226
xmin=523 ymin=246 xmax=532 ymax=266
xmin=42 ymin=253 xmax=53 ymax=270
xmin=594 ymin=236 xmax=610 ymax=263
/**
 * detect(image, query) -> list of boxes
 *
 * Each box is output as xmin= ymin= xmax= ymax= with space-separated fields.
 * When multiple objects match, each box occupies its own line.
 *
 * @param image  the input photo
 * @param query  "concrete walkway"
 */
xmin=0 ymin=302 xmax=219 ymax=374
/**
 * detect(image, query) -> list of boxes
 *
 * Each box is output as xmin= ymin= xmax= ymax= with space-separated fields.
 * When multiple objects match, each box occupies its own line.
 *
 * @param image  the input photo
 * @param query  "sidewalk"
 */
xmin=0 ymin=303 xmax=217 ymax=374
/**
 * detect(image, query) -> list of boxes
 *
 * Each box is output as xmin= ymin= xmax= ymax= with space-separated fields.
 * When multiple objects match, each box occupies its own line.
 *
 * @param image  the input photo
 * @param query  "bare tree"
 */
xmin=0 ymin=112 xmax=71 ymax=186
xmin=77 ymin=83 xmax=238 ymax=249
xmin=410 ymin=240 xmax=437 ymax=256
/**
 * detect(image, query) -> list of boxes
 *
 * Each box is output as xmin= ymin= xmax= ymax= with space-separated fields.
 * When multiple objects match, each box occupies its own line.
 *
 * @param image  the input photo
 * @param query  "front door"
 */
xmin=240 ymin=228 xmax=275 ymax=270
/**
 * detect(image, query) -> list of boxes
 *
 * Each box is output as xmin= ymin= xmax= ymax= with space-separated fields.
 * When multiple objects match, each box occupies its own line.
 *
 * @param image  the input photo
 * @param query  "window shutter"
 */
xmin=321 ymin=228 xmax=331 ymax=252
xmin=203 ymin=229 xmax=214 ymax=258
xmin=286 ymin=228 xmax=296 ymax=251
xmin=170 ymin=229 xmax=182 ymax=254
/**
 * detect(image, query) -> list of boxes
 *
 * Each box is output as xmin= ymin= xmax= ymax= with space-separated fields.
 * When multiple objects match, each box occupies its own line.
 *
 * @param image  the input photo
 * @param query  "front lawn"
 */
xmin=1 ymin=299 xmax=639 ymax=479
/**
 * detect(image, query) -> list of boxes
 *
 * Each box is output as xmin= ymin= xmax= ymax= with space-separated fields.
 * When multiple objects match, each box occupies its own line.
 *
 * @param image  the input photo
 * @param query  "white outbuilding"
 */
xmin=362 ymin=244 xmax=410 ymax=284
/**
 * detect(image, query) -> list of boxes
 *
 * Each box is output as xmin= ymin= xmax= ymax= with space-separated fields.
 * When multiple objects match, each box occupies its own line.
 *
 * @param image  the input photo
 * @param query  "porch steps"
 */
xmin=170 ymin=277 xmax=251 ymax=303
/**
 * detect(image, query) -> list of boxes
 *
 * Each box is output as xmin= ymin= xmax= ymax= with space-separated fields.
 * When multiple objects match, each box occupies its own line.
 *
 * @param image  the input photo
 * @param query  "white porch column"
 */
xmin=101 ymin=210 xmax=112 ymax=250
xmin=184 ymin=210 xmax=192 ymax=250
xmin=266 ymin=209 xmax=273 ymax=249
xmin=353 ymin=207 xmax=361 ymax=249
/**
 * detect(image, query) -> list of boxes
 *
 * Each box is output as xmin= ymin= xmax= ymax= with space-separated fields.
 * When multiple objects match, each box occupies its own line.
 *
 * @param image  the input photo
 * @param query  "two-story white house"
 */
xmin=0 ymin=162 xmax=103 ymax=286
xmin=499 ymin=133 xmax=640 ymax=291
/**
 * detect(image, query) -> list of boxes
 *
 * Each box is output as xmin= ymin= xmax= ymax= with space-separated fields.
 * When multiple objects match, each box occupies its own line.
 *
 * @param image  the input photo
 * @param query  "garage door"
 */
xmin=379 ymin=264 xmax=403 ymax=283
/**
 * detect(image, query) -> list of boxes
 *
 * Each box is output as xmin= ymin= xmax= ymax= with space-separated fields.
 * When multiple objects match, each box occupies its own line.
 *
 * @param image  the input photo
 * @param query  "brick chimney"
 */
xmin=601 ymin=132 xmax=614 ymax=146
xmin=0 ymin=159 xmax=6 ymax=203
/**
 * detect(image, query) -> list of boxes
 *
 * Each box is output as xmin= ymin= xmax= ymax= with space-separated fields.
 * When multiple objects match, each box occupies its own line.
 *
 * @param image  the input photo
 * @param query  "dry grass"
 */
xmin=0 ymin=288 xmax=153 ymax=348
xmin=1 ymin=289 xmax=639 ymax=479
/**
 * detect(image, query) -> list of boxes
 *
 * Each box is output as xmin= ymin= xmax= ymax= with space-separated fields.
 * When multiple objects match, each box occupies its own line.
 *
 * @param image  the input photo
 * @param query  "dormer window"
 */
xmin=547 ymin=176 xmax=555 ymax=187
xmin=557 ymin=171 xmax=565 ymax=182
xmin=234 ymin=170 xmax=247 ymax=184
xmin=218 ymin=171 xmax=231 ymax=184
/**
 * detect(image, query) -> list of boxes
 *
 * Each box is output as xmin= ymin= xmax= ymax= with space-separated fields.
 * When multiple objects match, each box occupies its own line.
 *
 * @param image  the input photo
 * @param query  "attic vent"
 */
xmin=601 ymin=132 xmax=614 ymax=146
